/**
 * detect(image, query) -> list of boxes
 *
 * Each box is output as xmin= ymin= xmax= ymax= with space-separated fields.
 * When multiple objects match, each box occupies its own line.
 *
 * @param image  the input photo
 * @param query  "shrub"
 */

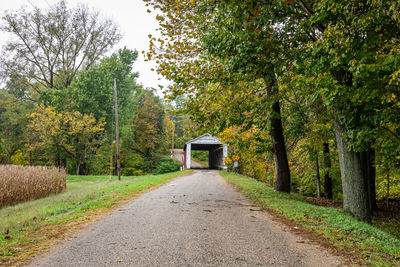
xmin=121 ymin=168 xmax=143 ymax=176
xmin=154 ymin=156 xmax=182 ymax=174
xmin=0 ymin=164 xmax=66 ymax=208
xmin=192 ymin=150 xmax=209 ymax=163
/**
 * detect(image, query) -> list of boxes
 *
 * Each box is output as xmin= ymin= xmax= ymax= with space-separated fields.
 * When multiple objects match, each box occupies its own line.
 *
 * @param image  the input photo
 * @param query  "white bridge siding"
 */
xmin=184 ymin=134 xmax=227 ymax=170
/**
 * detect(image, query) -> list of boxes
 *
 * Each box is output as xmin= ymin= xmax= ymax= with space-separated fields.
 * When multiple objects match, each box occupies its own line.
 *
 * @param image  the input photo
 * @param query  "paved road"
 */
xmin=29 ymin=171 xmax=344 ymax=267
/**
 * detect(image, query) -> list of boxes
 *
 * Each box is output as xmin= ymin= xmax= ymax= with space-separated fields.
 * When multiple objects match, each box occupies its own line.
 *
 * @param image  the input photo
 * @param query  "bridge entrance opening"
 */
xmin=183 ymin=134 xmax=227 ymax=170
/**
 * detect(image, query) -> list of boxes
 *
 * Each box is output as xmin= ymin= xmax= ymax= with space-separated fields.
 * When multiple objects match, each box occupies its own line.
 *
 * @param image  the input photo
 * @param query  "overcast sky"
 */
xmin=0 ymin=0 xmax=169 ymax=91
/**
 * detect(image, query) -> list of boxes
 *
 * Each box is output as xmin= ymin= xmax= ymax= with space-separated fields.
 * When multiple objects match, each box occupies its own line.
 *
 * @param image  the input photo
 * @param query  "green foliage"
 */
xmin=121 ymin=168 xmax=143 ymax=176
xmin=27 ymin=105 xmax=106 ymax=174
xmin=0 ymin=90 xmax=31 ymax=164
xmin=86 ymin=144 xmax=113 ymax=175
xmin=10 ymin=150 xmax=28 ymax=166
xmin=146 ymin=0 xmax=400 ymax=221
xmin=121 ymin=151 xmax=144 ymax=170
xmin=0 ymin=1 xmax=179 ymax=183
xmin=153 ymin=156 xmax=182 ymax=175
xmin=191 ymin=150 xmax=208 ymax=164
xmin=43 ymin=48 xmax=141 ymax=136
xmin=376 ymin=169 xmax=400 ymax=200
xmin=132 ymin=91 xmax=165 ymax=157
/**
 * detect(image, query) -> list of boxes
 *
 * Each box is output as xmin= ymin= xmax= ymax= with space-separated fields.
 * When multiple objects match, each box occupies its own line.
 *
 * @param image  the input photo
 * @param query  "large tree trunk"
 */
xmin=368 ymin=150 xmax=377 ymax=211
xmin=361 ymin=149 xmax=377 ymax=212
xmin=315 ymin=150 xmax=321 ymax=198
xmin=265 ymin=78 xmax=291 ymax=193
xmin=323 ymin=142 xmax=333 ymax=199
xmin=334 ymin=118 xmax=371 ymax=222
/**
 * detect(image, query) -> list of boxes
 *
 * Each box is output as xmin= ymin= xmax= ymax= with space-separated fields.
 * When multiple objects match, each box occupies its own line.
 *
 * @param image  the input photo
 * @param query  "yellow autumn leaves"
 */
xmin=27 ymin=104 xmax=105 ymax=166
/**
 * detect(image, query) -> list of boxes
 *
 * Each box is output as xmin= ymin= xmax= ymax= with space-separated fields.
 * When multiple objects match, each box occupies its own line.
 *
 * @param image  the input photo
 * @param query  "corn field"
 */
xmin=0 ymin=165 xmax=66 ymax=208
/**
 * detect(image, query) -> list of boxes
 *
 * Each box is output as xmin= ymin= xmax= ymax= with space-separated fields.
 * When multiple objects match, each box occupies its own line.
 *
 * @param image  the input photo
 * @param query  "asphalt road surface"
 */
xmin=29 ymin=170 xmax=344 ymax=267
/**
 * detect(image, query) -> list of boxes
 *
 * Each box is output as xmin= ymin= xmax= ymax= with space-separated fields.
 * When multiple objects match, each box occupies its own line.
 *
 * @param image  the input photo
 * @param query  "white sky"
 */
xmin=0 ymin=0 xmax=169 ymax=91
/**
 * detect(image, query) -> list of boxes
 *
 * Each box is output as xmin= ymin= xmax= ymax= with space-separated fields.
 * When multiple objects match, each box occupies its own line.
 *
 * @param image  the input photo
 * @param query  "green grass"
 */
xmin=219 ymin=171 xmax=400 ymax=266
xmin=0 ymin=170 xmax=191 ymax=264
xmin=191 ymin=151 xmax=209 ymax=167
xmin=375 ymin=214 xmax=400 ymax=240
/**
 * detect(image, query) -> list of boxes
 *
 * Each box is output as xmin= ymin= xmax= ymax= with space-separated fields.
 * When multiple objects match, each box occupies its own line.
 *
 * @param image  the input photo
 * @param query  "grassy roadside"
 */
xmin=219 ymin=171 xmax=400 ymax=266
xmin=0 ymin=170 xmax=192 ymax=266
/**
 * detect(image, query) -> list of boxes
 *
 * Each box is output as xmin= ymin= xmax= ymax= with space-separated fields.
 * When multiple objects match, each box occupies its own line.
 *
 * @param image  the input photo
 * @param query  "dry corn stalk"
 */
xmin=0 ymin=164 xmax=66 ymax=208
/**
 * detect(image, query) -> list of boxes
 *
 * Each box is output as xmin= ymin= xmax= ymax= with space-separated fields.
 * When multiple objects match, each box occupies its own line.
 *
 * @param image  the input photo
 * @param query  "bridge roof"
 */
xmin=184 ymin=133 xmax=224 ymax=150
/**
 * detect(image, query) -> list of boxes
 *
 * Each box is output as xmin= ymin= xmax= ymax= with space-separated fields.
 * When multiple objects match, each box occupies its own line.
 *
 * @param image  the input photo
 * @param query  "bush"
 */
xmin=192 ymin=150 xmax=209 ymax=162
xmin=154 ymin=156 xmax=182 ymax=174
xmin=0 ymin=164 xmax=66 ymax=208
xmin=86 ymin=144 xmax=112 ymax=175
xmin=121 ymin=167 xmax=143 ymax=176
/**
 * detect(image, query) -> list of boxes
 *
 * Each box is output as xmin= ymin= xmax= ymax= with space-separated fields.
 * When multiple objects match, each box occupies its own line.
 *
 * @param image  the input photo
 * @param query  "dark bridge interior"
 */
xmin=191 ymin=144 xmax=224 ymax=170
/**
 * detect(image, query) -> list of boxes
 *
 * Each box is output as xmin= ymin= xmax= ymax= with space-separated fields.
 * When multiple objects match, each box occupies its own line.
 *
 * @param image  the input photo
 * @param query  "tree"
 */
xmin=0 ymin=90 xmax=31 ymax=163
xmin=146 ymin=0 xmax=400 ymax=221
xmin=47 ymin=48 xmax=141 ymax=135
xmin=132 ymin=92 xmax=164 ymax=158
xmin=145 ymin=0 xmax=294 ymax=192
xmin=0 ymin=0 xmax=121 ymax=91
xmin=28 ymin=104 xmax=105 ymax=175
xmin=292 ymin=0 xmax=400 ymax=221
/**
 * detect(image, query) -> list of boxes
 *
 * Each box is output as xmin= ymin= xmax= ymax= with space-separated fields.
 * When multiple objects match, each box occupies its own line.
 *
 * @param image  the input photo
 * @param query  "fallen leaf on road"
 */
xmin=117 ymin=260 xmax=124 ymax=263
xmin=296 ymin=240 xmax=305 ymax=243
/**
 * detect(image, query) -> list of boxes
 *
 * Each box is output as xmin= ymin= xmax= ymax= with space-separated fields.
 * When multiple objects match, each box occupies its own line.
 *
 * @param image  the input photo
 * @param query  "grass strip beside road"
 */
xmin=0 ymin=170 xmax=192 ymax=266
xmin=219 ymin=171 xmax=400 ymax=266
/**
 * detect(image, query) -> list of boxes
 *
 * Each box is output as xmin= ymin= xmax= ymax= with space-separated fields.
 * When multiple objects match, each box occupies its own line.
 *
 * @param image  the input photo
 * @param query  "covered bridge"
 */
xmin=184 ymin=133 xmax=227 ymax=170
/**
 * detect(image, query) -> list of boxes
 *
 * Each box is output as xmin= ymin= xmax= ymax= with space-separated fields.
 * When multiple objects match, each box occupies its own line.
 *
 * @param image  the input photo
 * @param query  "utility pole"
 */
xmin=171 ymin=122 xmax=175 ymax=154
xmin=113 ymin=78 xmax=121 ymax=181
